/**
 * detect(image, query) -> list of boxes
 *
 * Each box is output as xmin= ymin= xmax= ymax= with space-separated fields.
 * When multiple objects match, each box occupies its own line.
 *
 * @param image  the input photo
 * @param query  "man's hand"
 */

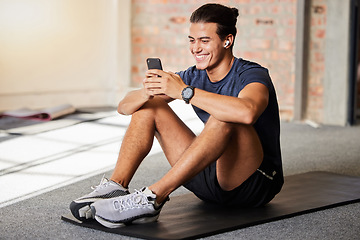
xmin=144 ymin=70 xmax=187 ymax=100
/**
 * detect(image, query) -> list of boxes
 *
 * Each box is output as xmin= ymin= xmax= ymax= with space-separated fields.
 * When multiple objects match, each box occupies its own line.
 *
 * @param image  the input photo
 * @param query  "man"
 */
xmin=70 ymin=3 xmax=283 ymax=228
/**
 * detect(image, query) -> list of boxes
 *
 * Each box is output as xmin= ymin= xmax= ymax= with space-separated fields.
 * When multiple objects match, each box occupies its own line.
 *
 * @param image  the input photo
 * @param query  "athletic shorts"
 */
xmin=183 ymin=160 xmax=283 ymax=207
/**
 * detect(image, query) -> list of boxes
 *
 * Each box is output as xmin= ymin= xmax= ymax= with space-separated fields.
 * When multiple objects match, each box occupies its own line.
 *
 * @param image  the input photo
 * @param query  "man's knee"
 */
xmin=205 ymin=116 xmax=258 ymax=143
xmin=140 ymin=97 xmax=168 ymax=111
xmin=205 ymin=116 xmax=236 ymax=134
xmin=132 ymin=97 xmax=169 ymax=118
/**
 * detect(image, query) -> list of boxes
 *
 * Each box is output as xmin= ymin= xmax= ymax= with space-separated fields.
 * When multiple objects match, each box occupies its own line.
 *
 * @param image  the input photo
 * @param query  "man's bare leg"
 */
xmin=109 ymin=97 xmax=263 ymax=205
xmin=150 ymin=116 xmax=263 ymax=203
xmin=110 ymin=97 xmax=195 ymax=188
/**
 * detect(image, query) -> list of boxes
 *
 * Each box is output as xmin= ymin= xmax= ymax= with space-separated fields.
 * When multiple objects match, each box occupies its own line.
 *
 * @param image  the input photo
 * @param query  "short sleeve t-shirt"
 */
xmin=177 ymin=57 xmax=283 ymax=177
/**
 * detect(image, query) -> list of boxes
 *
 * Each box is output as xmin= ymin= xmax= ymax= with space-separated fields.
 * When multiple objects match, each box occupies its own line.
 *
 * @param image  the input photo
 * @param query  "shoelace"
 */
xmin=91 ymin=175 xmax=109 ymax=191
xmin=113 ymin=189 xmax=150 ymax=212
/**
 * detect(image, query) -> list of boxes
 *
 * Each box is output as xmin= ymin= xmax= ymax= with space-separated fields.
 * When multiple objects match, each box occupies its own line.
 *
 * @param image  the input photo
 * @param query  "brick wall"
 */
xmin=131 ymin=0 xmax=297 ymax=120
xmin=305 ymin=0 xmax=327 ymax=123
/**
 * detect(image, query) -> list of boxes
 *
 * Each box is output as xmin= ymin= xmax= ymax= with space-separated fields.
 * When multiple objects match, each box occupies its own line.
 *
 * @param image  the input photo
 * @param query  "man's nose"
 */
xmin=192 ymin=42 xmax=202 ymax=53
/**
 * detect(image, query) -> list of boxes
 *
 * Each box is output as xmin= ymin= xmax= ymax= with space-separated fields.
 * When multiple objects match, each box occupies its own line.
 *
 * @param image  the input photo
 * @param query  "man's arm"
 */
xmin=118 ymin=74 xmax=173 ymax=115
xmin=190 ymin=82 xmax=269 ymax=124
xmin=117 ymin=88 xmax=148 ymax=115
xmin=145 ymin=69 xmax=269 ymax=124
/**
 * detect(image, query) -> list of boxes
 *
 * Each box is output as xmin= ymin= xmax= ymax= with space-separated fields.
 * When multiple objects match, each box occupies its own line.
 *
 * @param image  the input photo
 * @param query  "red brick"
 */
xmin=242 ymin=51 xmax=264 ymax=60
xmin=265 ymin=28 xmax=277 ymax=38
xmin=250 ymin=5 xmax=263 ymax=15
xmin=133 ymin=36 xmax=146 ymax=44
xmin=234 ymin=0 xmax=251 ymax=3
xmin=254 ymin=0 xmax=275 ymax=3
xmin=132 ymin=46 xmax=141 ymax=55
xmin=314 ymin=52 xmax=324 ymax=62
xmin=315 ymin=29 xmax=326 ymax=38
xmin=271 ymin=6 xmax=281 ymax=14
xmin=132 ymin=66 xmax=139 ymax=74
xmin=277 ymin=40 xmax=293 ymax=51
xmin=249 ymin=39 xmax=272 ymax=49
xmin=169 ymin=16 xmax=187 ymax=24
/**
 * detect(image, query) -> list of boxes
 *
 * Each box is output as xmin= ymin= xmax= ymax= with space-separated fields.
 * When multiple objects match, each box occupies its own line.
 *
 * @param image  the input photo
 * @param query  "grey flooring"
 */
xmin=1 ymin=102 xmax=359 ymax=239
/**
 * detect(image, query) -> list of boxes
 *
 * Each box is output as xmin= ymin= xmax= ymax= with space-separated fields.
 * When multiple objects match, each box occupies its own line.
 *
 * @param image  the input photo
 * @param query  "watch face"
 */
xmin=183 ymin=88 xmax=193 ymax=98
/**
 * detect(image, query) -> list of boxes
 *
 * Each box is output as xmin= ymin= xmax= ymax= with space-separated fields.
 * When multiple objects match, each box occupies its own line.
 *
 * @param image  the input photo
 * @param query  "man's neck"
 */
xmin=206 ymin=54 xmax=235 ymax=83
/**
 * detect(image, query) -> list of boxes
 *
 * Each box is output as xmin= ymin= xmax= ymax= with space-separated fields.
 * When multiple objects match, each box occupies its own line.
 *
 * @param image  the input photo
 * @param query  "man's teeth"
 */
xmin=196 ymin=55 xmax=206 ymax=60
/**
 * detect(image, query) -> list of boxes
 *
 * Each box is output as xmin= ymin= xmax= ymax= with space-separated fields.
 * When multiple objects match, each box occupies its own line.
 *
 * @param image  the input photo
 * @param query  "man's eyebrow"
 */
xmin=188 ymin=36 xmax=211 ymax=40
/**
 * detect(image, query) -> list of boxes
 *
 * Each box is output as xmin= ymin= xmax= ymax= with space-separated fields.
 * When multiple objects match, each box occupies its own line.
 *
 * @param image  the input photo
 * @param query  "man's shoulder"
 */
xmin=234 ymin=58 xmax=267 ymax=74
xmin=177 ymin=65 xmax=204 ymax=79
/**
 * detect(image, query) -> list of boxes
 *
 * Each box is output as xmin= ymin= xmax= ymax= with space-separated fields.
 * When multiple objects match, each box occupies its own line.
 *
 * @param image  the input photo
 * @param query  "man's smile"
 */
xmin=194 ymin=54 xmax=209 ymax=62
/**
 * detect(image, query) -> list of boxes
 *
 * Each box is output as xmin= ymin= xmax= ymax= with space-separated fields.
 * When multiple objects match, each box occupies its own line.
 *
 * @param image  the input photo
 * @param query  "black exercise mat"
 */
xmin=61 ymin=171 xmax=360 ymax=240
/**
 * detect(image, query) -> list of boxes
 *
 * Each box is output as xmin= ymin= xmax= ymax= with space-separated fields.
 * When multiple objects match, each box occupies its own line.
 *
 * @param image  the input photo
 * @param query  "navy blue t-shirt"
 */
xmin=177 ymin=57 xmax=283 ymax=178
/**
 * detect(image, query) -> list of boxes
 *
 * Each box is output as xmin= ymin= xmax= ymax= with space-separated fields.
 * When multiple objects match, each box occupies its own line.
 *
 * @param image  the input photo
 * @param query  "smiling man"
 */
xmin=70 ymin=3 xmax=284 ymax=228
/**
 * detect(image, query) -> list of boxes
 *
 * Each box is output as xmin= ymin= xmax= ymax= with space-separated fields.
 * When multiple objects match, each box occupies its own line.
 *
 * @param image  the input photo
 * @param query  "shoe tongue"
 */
xmin=141 ymin=187 xmax=160 ymax=206
xmin=141 ymin=187 xmax=154 ymax=197
xmin=99 ymin=175 xmax=108 ymax=185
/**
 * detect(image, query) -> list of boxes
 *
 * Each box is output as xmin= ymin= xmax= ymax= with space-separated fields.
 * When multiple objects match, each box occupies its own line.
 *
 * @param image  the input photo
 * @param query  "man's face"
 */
xmin=188 ymin=22 xmax=226 ymax=71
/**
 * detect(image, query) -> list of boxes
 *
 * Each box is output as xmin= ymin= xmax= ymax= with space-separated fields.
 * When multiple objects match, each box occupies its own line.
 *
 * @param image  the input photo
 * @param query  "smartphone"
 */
xmin=146 ymin=58 xmax=163 ymax=70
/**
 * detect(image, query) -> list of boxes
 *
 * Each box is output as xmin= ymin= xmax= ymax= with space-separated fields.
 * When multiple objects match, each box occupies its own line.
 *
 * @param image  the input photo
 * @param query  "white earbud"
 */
xmin=224 ymin=40 xmax=230 ymax=48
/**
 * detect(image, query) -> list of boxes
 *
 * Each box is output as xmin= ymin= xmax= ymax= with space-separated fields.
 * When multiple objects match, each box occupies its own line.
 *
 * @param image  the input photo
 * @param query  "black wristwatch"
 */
xmin=181 ymin=86 xmax=195 ymax=104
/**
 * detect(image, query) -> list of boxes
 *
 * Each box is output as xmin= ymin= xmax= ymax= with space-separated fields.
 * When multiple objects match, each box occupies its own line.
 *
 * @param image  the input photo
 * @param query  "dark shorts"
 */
xmin=183 ymin=160 xmax=283 ymax=207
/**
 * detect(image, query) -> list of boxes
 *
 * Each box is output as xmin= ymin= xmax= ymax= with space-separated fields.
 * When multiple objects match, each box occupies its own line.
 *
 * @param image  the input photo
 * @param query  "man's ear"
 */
xmin=224 ymin=40 xmax=230 ymax=47
xmin=224 ymin=34 xmax=234 ymax=48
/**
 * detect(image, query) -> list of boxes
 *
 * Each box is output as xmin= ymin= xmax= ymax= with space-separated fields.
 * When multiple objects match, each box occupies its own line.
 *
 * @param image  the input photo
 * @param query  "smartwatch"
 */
xmin=181 ymin=86 xmax=195 ymax=104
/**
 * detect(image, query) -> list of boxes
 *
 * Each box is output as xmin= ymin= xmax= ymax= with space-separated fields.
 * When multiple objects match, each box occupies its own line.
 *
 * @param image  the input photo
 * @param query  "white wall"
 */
xmin=0 ymin=0 xmax=131 ymax=111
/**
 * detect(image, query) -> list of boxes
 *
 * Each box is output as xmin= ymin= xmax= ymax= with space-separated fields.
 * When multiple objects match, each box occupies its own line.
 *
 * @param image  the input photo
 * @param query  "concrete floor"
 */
xmin=0 ymin=101 xmax=202 ymax=208
xmin=1 ymin=101 xmax=359 ymax=239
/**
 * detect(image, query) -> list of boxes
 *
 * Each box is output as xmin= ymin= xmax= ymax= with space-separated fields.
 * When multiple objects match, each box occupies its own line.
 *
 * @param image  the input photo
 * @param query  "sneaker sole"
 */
xmin=70 ymin=191 xmax=130 ymax=222
xmin=94 ymin=215 xmax=159 ymax=228
xmin=70 ymin=201 xmax=94 ymax=222
xmin=91 ymin=206 xmax=160 ymax=228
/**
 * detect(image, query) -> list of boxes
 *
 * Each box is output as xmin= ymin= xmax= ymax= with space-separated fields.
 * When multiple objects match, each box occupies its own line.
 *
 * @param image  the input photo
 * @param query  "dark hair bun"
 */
xmin=231 ymin=7 xmax=239 ymax=19
xmin=190 ymin=4 xmax=239 ymax=39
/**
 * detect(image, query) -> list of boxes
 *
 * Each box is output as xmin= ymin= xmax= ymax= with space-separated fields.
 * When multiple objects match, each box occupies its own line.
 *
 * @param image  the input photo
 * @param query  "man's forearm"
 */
xmin=189 ymin=83 xmax=269 ymax=125
xmin=190 ymin=88 xmax=254 ymax=124
xmin=117 ymin=89 xmax=150 ymax=115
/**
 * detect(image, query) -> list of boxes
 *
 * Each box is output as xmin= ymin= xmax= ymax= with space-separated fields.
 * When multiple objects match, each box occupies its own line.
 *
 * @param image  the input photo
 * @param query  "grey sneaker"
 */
xmin=70 ymin=176 xmax=129 ymax=222
xmin=91 ymin=187 xmax=168 ymax=228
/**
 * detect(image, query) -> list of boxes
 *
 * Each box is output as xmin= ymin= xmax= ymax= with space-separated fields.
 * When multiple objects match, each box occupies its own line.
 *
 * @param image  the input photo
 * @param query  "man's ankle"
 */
xmin=148 ymin=187 xmax=170 ymax=206
xmin=109 ymin=178 xmax=128 ymax=189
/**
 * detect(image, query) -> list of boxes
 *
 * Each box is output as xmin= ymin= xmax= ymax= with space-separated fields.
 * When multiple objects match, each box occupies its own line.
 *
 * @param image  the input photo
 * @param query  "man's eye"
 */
xmin=202 ymin=40 xmax=209 ymax=43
